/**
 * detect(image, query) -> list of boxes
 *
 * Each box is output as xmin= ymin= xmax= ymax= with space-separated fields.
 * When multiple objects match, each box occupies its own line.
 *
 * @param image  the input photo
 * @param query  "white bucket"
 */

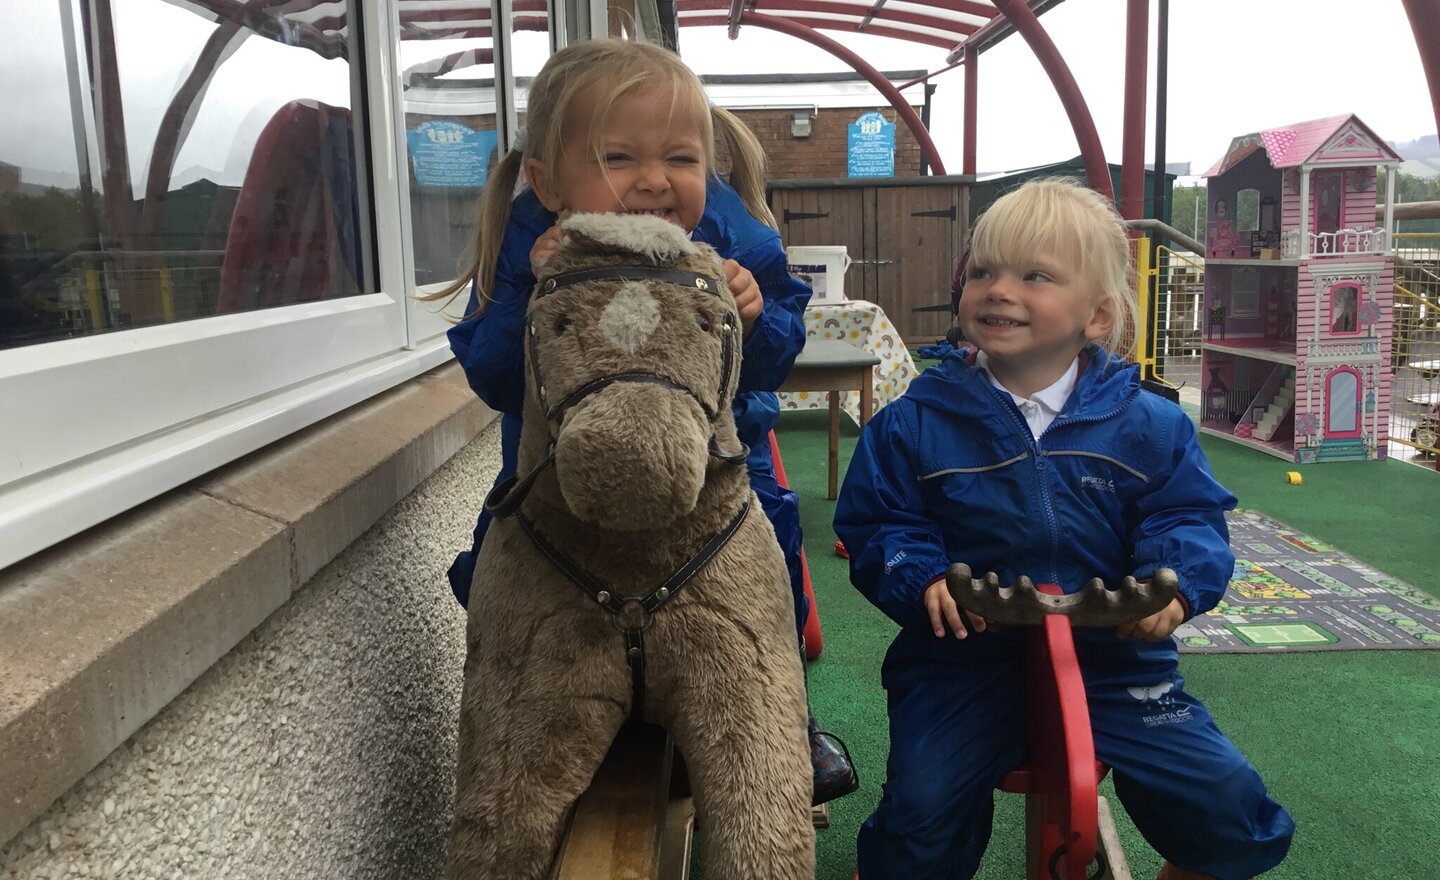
xmin=786 ymin=245 xmax=852 ymax=303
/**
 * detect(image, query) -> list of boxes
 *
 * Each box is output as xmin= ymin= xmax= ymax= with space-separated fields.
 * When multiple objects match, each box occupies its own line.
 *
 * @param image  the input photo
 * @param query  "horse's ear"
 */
xmin=560 ymin=213 xmax=700 ymax=264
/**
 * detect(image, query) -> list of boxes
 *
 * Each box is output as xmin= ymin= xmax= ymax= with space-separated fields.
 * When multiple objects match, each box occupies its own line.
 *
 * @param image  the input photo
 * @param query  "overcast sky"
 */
xmin=683 ymin=0 xmax=1435 ymax=179
xmin=1 ymin=0 xmax=1433 ymax=189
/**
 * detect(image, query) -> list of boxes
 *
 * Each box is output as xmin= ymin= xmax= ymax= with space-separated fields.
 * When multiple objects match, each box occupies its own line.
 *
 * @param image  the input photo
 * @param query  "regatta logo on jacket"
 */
xmin=1080 ymin=474 xmax=1116 ymax=494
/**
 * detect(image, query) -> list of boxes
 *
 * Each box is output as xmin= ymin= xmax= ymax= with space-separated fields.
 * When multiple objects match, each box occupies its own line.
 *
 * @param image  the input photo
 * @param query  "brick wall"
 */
xmin=728 ymin=106 xmax=925 ymax=180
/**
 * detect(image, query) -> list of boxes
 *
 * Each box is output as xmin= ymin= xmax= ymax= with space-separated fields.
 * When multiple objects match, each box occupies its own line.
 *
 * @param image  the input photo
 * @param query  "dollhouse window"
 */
xmin=1325 ymin=367 xmax=1361 ymax=438
xmin=1231 ymin=268 xmax=1259 ymax=318
xmin=1259 ymin=197 xmax=1278 ymax=234
xmin=1236 ymin=189 xmax=1260 ymax=232
xmin=1314 ymin=172 xmax=1344 ymax=236
xmin=1330 ymin=284 xmax=1360 ymax=334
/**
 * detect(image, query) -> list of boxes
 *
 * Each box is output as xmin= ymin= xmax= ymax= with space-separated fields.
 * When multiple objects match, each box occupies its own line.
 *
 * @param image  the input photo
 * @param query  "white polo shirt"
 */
xmin=975 ymin=351 xmax=1079 ymax=438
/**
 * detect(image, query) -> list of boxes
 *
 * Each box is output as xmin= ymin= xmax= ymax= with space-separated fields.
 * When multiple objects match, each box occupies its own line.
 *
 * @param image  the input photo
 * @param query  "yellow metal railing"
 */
xmin=1133 ymin=235 xmax=1206 ymax=394
xmin=1391 ymin=233 xmax=1440 ymax=463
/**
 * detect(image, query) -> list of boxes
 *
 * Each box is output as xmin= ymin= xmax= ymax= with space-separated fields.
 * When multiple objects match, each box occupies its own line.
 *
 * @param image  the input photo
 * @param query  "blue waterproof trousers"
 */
xmin=857 ymin=628 xmax=1294 ymax=880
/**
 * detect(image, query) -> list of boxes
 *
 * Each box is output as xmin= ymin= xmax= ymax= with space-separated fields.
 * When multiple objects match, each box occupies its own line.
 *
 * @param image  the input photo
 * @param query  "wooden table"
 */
xmin=1408 ymin=359 xmax=1440 ymax=379
xmin=779 ymin=339 xmax=881 ymax=499
xmin=777 ymin=300 xmax=918 ymax=426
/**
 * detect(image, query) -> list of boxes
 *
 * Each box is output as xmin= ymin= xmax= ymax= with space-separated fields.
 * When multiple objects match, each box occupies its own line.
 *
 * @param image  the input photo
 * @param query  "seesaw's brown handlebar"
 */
xmin=945 ymin=564 xmax=1180 ymax=628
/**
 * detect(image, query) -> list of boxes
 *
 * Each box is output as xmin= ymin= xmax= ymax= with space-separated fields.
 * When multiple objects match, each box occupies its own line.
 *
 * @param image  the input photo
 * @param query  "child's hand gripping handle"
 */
xmin=945 ymin=563 xmax=1179 ymax=628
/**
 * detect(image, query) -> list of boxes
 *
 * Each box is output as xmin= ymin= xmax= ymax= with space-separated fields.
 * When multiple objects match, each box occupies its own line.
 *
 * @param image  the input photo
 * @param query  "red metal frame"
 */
xmin=111 ymin=0 xmax=1436 ymax=279
xmin=768 ymin=431 xmax=824 ymax=659
xmin=962 ymin=47 xmax=977 ymax=176
xmin=684 ymin=12 xmax=958 ymax=50
xmin=682 ymin=0 xmax=979 ymax=41
xmin=996 ymin=582 xmax=1103 ymax=880
xmin=1403 ymin=0 xmax=1440 ymax=148
xmin=1120 ymin=0 xmax=1148 ymax=220
xmin=724 ymin=11 xmax=948 ymax=175
xmin=987 ymin=0 xmax=1111 ymax=200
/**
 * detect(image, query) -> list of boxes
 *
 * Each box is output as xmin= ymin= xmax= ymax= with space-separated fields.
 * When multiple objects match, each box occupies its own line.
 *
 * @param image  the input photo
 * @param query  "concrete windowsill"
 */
xmin=0 ymin=363 xmax=496 ymax=848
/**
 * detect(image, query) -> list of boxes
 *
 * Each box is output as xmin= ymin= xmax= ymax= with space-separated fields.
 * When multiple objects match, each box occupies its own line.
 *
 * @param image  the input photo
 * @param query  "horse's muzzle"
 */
xmin=552 ymin=381 xmax=712 ymax=530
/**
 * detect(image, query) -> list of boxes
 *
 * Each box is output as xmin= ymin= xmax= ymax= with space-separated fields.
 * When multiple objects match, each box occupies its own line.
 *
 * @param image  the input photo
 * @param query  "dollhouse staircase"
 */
xmin=1251 ymin=374 xmax=1296 ymax=442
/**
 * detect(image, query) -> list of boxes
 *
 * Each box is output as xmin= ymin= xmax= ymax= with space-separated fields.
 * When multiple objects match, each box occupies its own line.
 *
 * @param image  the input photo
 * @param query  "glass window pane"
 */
xmin=1236 ymin=188 xmax=1260 ymax=233
xmin=400 ymin=1 xmax=550 ymax=289
xmin=0 ymin=1 xmax=373 ymax=352
xmin=400 ymin=7 xmax=497 ymax=289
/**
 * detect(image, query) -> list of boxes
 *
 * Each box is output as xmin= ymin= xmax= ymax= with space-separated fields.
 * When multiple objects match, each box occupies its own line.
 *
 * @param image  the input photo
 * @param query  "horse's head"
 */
xmin=516 ymin=213 xmax=746 ymax=531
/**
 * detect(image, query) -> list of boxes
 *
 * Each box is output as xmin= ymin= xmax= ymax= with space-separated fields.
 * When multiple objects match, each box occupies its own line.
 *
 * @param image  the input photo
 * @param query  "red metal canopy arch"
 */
xmin=108 ymin=0 xmax=1440 ymax=248
xmin=676 ymin=0 xmax=1115 ymax=200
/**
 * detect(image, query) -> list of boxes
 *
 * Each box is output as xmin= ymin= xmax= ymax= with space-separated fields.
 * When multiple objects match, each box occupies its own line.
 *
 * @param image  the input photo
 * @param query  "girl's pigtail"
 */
xmin=712 ymin=106 xmax=777 ymax=230
xmin=469 ymin=149 xmax=524 ymax=316
xmin=417 ymin=146 xmax=524 ymax=320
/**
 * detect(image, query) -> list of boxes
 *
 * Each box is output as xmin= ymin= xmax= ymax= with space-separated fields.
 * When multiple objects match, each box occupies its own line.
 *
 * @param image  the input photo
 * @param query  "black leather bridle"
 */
xmin=483 ymin=265 xmax=754 ymax=709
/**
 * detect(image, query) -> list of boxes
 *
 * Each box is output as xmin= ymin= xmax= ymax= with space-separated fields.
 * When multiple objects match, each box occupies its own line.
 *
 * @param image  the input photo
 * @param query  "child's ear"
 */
xmin=1084 ymin=296 xmax=1116 ymax=342
xmin=525 ymin=158 xmax=565 ymax=214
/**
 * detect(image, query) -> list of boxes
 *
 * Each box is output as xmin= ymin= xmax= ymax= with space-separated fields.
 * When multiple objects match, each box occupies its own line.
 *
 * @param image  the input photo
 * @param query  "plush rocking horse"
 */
xmin=447 ymin=213 xmax=815 ymax=879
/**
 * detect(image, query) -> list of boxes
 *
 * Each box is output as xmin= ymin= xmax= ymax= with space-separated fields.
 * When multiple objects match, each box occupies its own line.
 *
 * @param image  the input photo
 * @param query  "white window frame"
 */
xmin=0 ymin=0 xmax=517 ymax=570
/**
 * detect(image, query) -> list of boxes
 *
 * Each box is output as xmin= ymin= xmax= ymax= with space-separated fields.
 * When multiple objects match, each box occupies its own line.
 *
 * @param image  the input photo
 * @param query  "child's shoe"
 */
xmin=809 ymin=714 xmax=859 ymax=806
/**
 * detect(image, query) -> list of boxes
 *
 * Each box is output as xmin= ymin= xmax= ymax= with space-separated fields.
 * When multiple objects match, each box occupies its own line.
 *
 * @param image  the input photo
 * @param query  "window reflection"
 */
xmin=0 ymin=0 xmax=371 ymax=352
xmin=402 ymin=1 xmax=550 ymax=289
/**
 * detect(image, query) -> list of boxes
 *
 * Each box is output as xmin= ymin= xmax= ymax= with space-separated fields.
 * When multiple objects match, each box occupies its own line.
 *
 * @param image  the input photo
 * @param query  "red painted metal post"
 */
xmin=1403 ymin=0 xmax=1440 ymax=146
xmin=1028 ymin=583 xmax=1100 ymax=880
xmin=987 ymin=0 xmax=1111 ymax=201
xmin=1120 ymin=0 xmax=1149 ymax=221
xmin=963 ymin=48 xmax=978 ymax=176
xmin=737 ymin=11 xmax=947 ymax=175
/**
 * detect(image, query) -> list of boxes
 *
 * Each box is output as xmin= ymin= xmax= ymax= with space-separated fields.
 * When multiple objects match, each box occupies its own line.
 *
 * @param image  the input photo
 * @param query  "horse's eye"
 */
xmin=554 ymin=316 xmax=571 ymax=335
xmin=696 ymin=313 xmax=711 ymax=332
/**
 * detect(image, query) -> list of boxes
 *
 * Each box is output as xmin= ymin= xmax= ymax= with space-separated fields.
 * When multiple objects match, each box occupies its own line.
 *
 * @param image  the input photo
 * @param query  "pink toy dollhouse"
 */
xmin=1199 ymin=114 xmax=1401 ymax=463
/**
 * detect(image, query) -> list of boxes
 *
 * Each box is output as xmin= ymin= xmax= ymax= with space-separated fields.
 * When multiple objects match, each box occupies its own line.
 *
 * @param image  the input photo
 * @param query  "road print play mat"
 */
xmin=1174 ymin=509 xmax=1440 ymax=653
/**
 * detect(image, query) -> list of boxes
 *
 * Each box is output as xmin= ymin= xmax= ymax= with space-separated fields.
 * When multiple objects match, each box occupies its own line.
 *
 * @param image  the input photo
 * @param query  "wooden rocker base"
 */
xmin=550 ymin=722 xmax=831 ymax=879
xmin=1095 ymin=795 xmax=1133 ymax=880
xmin=812 ymin=802 xmax=830 ymax=829
xmin=550 ymin=723 xmax=695 ymax=880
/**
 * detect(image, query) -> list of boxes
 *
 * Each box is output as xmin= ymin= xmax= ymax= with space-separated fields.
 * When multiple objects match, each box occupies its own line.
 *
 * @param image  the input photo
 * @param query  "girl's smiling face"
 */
xmin=527 ymin=84 xmax=709 ymax=232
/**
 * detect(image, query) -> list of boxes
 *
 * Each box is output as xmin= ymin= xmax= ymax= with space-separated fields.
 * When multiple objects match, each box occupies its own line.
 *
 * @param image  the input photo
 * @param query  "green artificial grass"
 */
xmin=768 ymin=408 xmax=1440 ymax=880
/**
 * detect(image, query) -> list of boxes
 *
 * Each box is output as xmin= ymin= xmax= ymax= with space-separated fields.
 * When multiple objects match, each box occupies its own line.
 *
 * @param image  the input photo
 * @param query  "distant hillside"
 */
xmin=1389 ymin=134 xmax=1439 ymax=159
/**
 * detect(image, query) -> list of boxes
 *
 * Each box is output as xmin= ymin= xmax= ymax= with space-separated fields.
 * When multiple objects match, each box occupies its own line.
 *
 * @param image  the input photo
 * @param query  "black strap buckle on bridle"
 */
xmin=515 ymin=497 xmax=752 ymax=710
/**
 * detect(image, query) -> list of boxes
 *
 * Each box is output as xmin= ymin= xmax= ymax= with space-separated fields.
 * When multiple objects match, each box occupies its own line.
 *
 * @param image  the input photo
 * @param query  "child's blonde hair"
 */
xmin=428 ymin=39 xmax=775 ymax=315
xmin=968 ymin=177 xmax=1137 ymax=354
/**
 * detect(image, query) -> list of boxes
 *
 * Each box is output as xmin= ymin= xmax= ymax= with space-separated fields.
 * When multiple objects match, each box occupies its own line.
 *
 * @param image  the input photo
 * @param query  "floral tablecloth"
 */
xmin=778 ymin=300 xmax=917 ymax=425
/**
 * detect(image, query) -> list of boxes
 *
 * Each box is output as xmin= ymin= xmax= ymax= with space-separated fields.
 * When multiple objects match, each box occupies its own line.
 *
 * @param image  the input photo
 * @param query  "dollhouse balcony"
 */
xmin=1305 ymin=338 xmax=1380 ymax=360
xmin=1280 ymin=227 xmax=1390 ymax=260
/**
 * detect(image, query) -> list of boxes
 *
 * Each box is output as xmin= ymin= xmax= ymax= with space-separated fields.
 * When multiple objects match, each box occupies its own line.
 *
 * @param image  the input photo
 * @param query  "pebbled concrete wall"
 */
xmin=0 ymin=427 xmax=499 ymax=880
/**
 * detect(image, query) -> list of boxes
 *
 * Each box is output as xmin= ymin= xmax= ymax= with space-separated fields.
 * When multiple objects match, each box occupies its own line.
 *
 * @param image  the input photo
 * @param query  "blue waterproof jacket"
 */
xmin=448 ymin=177 xmax=811 ymax=451
xmin=835 ymin=346 xmax=1236 ymax=638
